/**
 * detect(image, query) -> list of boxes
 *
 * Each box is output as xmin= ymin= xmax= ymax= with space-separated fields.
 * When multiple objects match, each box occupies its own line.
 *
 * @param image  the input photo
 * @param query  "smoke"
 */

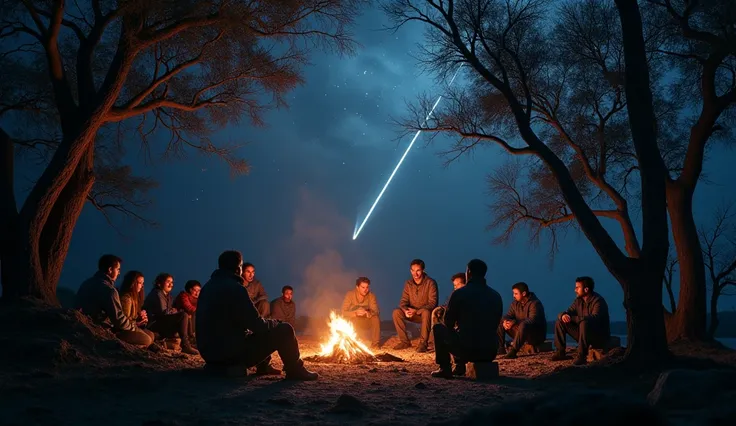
xmin=288 ymin=187 xmax=358 ymax=336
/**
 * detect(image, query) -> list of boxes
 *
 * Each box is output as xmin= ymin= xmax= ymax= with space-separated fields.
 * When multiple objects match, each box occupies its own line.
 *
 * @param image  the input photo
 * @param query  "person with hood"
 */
xmin=242 ymin=262 xmax=270 ymax=317
xmin=497 ymin=282 xmax=547 ymax=359
xmin=196 ymin=250 xmax=318 ymax=380
xmin=431 ymin=259 xmax=503 ymax=379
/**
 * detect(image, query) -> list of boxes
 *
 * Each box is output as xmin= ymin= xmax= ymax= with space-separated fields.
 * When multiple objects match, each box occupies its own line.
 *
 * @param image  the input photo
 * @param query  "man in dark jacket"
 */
xmin=242 ymin=263 xmax=270 ymax=317
xmin=431 ymin=259 xmax=503 ymax=379
xmin=196 ymin=250 xmax=318 ymax=380
xmin=551 ymin=276 xmax=611 ymax=365
xmin=392 ymin=259 xmax=439 ymax=353
xmin=76 ymin=254 xmax=154 ymax=347
xmin=270 ymin=285 xmax=296 ymax=328
xmin=142 ymin=273 xmax=198 ymax=355
xmin=497 ymin=282 xmax=547 ymax=359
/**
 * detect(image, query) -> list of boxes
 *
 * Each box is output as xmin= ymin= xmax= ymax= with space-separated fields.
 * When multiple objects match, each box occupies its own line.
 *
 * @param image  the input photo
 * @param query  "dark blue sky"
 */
xmin=50 ymin=7 xmax=735 ymax=321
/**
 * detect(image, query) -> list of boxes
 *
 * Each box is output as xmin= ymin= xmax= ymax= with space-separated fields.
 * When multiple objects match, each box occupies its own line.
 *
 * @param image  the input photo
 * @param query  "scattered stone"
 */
xmin=467 ymin=361 xmax=499 ymax=381
xmin=327 ymin=394 xmax=369 ymax=417
xmin=414 ymin=382 xmax=427 ymax=389
xmin=163 ymin=338 xmax=181 ymax=351
xmin=587 ymin=336 xmax=621 ymax=362
xmin=267 ymin=397 xmax=295 ymax=407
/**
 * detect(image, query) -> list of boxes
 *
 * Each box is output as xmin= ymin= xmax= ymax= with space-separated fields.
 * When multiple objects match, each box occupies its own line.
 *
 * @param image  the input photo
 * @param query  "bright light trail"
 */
xmin=352 ymin=65 xmax=464 ymax=240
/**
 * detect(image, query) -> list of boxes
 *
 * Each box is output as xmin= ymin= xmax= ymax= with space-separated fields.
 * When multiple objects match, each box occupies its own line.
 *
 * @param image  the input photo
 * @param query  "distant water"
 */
xmin=548 ymin=334 xmax=736 ymax=350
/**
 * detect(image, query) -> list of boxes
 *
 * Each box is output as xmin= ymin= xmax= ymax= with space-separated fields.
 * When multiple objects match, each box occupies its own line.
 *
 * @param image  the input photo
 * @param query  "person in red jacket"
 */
xmin=174 ymin=280 xmax=201 ymax=341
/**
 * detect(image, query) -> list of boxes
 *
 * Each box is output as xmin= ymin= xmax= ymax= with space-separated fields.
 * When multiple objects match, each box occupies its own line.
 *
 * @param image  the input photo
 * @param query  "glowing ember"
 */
xmin=316 ymin=311 xmax=375 ymax=363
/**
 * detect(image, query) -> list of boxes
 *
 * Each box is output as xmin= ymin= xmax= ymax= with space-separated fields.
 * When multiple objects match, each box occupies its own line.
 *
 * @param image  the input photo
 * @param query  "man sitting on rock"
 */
xmin=143 ymin=273 xmax=198 ymax=355
xmin=342 ymin=277 xmax=381 ymax=349
xmin=392 ymin=258 xmax=438 ymax=353
xmin=551 ymin=276 xmax=610 ymax=365
xmin=497 ymin=282 xmax=547 ymax=359
xmin=432 ymin=272 xmax=466 ymax=325
xmin=242 ymin=262 xmax=270 ymax=317
xmin=196 ymin=250 xmax=318 ymax=380
xmin=431 ymin=259 xmax=503 ymax=379
xmin=270 ymin=285 xmax=296 ymax=328
xmin=75 ymin=254 xmax=154 ymax=348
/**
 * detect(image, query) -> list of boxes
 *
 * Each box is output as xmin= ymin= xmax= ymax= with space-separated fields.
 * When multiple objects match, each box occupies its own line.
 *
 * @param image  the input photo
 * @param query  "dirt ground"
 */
xmin=1 ymin=304 xmax=734 ymax=426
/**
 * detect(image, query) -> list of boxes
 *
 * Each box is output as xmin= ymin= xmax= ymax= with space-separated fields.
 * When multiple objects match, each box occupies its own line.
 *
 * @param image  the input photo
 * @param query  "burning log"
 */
xmin=304 ymin=311 xmax=404 ymax=364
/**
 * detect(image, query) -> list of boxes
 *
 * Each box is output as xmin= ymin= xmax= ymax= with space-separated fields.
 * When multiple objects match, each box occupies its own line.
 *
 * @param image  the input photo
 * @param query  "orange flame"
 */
xmin=318 ymin=311 xmax=375 ymax=362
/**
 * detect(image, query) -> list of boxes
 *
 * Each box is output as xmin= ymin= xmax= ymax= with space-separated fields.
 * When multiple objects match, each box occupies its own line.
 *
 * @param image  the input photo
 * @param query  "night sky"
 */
xmin=52 ymin=6 xmax=736 ymax=321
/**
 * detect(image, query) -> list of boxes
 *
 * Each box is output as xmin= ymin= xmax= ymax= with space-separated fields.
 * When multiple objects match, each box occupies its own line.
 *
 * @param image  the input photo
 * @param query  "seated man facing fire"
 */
xmin=196 ymin=250 xmax=318 ymax=380
xmin=432 ymin=272 xmax=466 ymax=325
xmin=497 ymin=282 xmax=547 ymax=359
xmin=242 ymin=262 xmax=270 ymax=318
xmin=270 ymin=285 xmax=296 ymax=328
xmin=551 ymin=276 xmax=611 ymax=365
xmin=431 ymin=259 xmax=503 ymax=379
xmin=392 ymin=259 xmax=438 ymax=353
xmin=341 ymin=277 xmax=381 ymax=349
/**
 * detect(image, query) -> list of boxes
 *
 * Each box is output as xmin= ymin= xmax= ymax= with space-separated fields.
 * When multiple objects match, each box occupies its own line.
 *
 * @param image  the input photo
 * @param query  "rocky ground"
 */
xmin=1 ymin=302 xmax=735 ymax=425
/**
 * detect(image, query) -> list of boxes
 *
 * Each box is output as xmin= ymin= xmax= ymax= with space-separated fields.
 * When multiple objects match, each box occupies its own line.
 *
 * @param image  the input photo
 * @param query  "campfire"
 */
xmin=304 ymin=311 xmax=404 ymax=364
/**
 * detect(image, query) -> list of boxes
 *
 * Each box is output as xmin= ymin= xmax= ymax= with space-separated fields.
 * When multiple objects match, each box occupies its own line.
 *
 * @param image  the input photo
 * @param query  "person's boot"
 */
xmin=181 ymin=343 xmax=199 ymax=355
xmin=573 ymin=353 xmax=588 ymax=366
xmin=284 ymin=364 xmax=319 ymax=381
xmin=393 ymin=341 xmax=411 ymax=350
xmin=550 ymin=351 xmax=571 ymax=361
xmin=255 ymin=363 xmax=282 ymax=376
xmin=504 ymin=348 xmax=518 ymax=359
xmin=416 ymin=343 xmax=428 ymax=353
xmin=452 ymin=363 xmax=466 ymax=376
xmin=431 ymin=366 xmax=453 ymax=379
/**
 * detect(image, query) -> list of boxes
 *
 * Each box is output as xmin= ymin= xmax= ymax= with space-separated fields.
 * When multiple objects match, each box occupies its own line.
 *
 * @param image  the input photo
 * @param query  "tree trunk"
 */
xmin=622 ymin=263 xmax=670 ymax=363
xmin=1 ymin=141 xmax=95 ymax=306
xmin=708 ymin=286 xmax=720 ymax=338
xmin=665 ymin=182 xmax=707 ymax=342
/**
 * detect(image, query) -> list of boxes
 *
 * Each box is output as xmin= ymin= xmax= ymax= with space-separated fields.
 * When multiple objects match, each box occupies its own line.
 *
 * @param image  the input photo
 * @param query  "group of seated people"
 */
xmin=75 ymin=252 xmax=611 ymax=381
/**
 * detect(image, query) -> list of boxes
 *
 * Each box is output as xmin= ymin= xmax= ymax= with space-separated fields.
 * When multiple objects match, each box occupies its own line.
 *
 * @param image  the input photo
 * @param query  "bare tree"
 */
xmin=383 ymin=0 xmax=673 ymax=361
xmin=0 ymin=0 xmax=364 ymax=304
xmin=663 ymin=248 xmax=679 ymax=313
xmin=699 ymin=203 xmax=736 ymax=337
xmin=644 ymin=0 xmax=736 ymax=341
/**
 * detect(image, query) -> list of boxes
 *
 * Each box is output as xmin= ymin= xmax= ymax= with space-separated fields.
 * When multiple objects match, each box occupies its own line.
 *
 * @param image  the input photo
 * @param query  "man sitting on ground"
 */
xmin=143 ymin=273 xmax=198 ymax=355
xmin=497 ymin=282 xmax=547 ymax=359
xmin=432 ymin=272 xmax=466 ymax=325
xmin=392 ymin=258 xmax=438 ymax=353
xmin=342 ymin=277 xmax=381 ymax=349
xmin=75 ymin=254 xmax=154 ymax=348
xmin=196 ymin=250 xmax=318 ymax=380
xmin=242 ymin=262 xmax=270 ymax=317
xmin=431 ymin=259 xmax=503 ymax=379
xmin=270 ymin=285 xmax=296 ymax=328
xmin=551 ymin=276 xmax=611 ymax=365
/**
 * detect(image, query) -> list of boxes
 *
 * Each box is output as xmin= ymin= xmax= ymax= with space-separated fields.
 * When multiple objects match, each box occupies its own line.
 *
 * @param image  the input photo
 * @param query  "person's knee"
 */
xmin=554 ymin=319 xmax=565 ymax=330
xmin=392 ymin=308 xmax=404 ymax=320
xmin=578 ymin=319 xmax=588 ymax=330
xmin=517 ymin=321 xmax=528 ymax=332
xmin=275 ymin=321 xmax=295 ymax=337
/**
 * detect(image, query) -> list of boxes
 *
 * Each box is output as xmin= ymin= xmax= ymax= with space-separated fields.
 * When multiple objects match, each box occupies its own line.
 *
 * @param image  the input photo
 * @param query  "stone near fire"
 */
xmin=519 ymin=340 xmax=554 ymax=354
xmin=587 ymin=336 xmax=621 ymax=362
xmin=467 ymin=361 xmax=499 ymax=381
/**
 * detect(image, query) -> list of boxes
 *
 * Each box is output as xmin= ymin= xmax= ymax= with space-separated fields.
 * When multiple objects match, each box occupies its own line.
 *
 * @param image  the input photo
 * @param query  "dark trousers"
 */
xmin=117 ymin=329 xmax=154 ymax=346
xmin=393 ymin=308 xmax=432 ymax=345
xmin=234 ymin=323 xmax=303 ymax=372
xmin=254 ymin=299 xmax=270 ymax=318
xmin=433 ymin=323 xmax=495 ymax=368
xmin=149 ymin=312 xmax=191 ymax=344
xmin=497 ymin=322 xmax=546 ymax=351
xmin=350 ymin=315 xmax=381 ymax=346
xmin=554 ymin=319 xmax=607 ymax=354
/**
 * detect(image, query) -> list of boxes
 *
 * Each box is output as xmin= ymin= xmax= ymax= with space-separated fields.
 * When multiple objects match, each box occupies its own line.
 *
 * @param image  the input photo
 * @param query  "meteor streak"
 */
xmin=352 ymin=65 xmax=464 ymax=240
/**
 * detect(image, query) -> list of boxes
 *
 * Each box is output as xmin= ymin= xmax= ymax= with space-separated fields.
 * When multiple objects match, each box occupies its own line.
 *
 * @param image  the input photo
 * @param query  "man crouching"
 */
xmin=196 ymin=250 xmax=318 ymax=380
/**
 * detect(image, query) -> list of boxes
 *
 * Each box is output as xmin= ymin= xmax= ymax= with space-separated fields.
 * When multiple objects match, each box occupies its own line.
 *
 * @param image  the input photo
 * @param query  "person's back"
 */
xmin=196 ymin=269 xmax=261 ymax=363
xmin=445 ymin=278 xmax=503 ymax=358
xmin=76 ymin=271 xmax=121 ymax=326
